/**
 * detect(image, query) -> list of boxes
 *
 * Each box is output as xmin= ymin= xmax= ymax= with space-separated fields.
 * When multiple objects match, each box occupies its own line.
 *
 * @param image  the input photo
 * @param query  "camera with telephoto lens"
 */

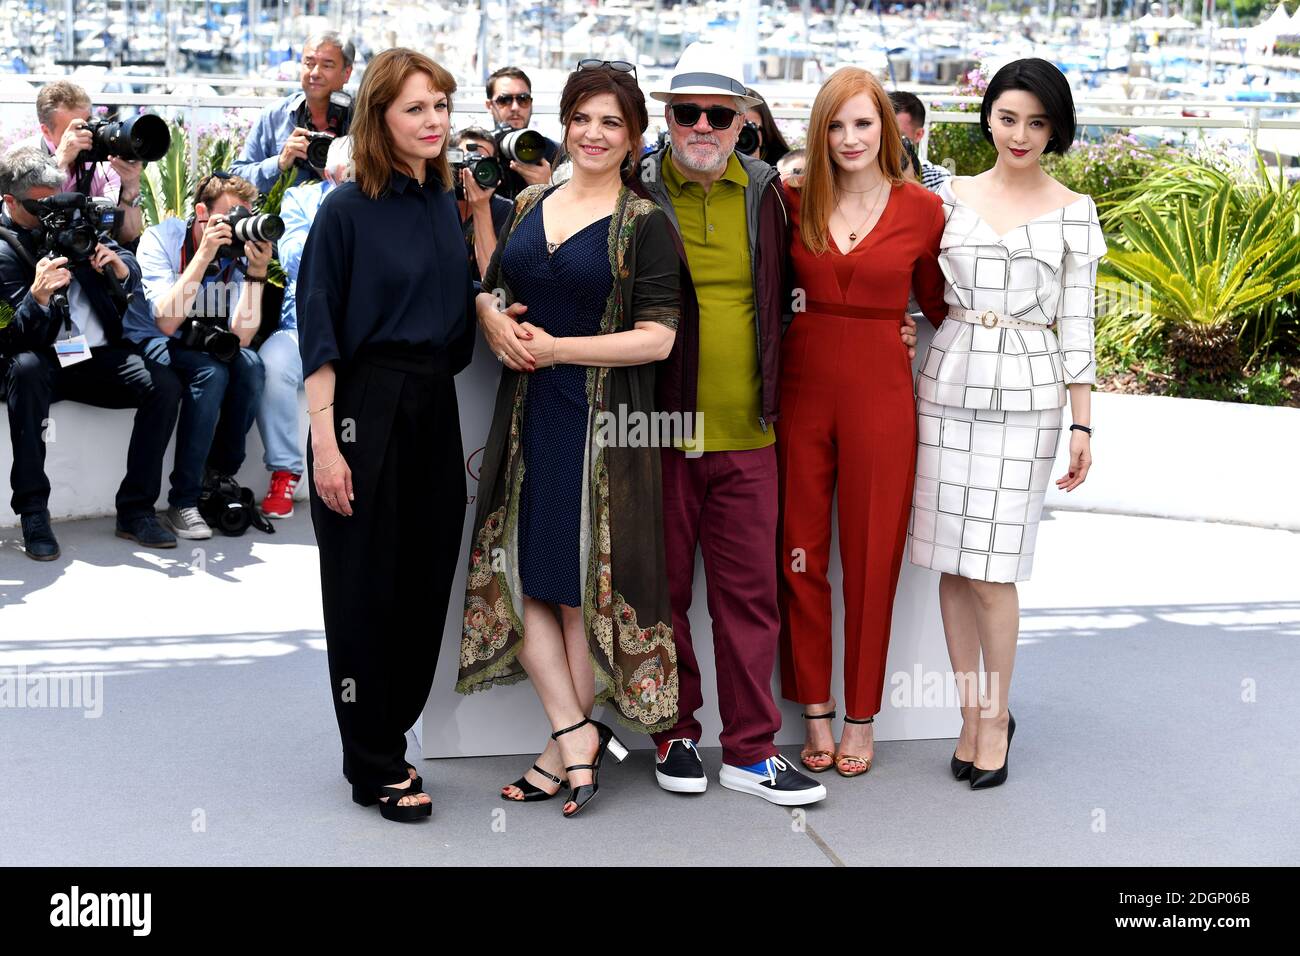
xmin=295 ymin=91 xmax=354 ymax=176
xmin=736 ymin=120 xmax=761 ymax=157
xmin=493 ymin=122 xmax=547 ymax=165
xmin=74 ymin=112 xmax=171 ymax=166
xmin=22 ymin=191 xmax=131 ymax=320
xmin=175 ymin=206 xmax=285 ymax=362
xmin=216 ymin=205 xmax=285 ymax=260
xmin=448 ymin=143 xmax=503 ymax=199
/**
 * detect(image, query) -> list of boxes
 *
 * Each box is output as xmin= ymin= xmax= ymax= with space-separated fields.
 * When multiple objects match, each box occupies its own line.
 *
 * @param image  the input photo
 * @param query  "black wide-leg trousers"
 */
xmin=308 ymin=347 xmax=466 ymax=790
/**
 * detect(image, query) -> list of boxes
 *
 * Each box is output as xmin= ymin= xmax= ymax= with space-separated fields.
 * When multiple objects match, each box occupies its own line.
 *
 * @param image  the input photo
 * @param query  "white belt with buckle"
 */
xmin=948 ymin=307 xmax=1046 ymax=331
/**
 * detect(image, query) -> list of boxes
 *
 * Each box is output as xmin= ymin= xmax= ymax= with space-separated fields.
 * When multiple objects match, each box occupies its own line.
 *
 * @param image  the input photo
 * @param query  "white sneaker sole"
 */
xmin=655 ymin=767 xmax=708 ymax=793
xmin=260 ymin=507 xmax=293 ymax=519
xmin=718 ymin=765 xmax=828 ymax=806
xmin=164 ymin=517 xmax=212 ymax=540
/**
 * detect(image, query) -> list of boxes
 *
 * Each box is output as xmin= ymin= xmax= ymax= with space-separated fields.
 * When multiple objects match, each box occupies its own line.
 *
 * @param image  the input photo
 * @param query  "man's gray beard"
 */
xmin=673 ymin=139 xmax=729 ymax=174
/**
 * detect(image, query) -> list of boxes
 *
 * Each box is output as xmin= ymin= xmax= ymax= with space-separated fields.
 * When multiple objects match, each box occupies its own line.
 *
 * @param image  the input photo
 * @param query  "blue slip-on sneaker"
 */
xmin=719 ymin=754 xmax=828 ymax=806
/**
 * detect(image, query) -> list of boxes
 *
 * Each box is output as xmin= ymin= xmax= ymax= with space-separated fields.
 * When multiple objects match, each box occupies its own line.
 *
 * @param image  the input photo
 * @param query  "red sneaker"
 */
xmin=261 ymin=470 xmax=300 ymax=518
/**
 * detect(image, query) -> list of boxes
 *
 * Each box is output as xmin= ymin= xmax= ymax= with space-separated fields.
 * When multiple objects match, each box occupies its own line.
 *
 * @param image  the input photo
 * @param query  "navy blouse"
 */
xmin=297 ymin=169 xmax=476 ymax=379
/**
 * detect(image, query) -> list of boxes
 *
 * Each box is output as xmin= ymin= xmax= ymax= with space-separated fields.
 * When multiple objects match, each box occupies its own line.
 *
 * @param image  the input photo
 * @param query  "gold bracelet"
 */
xmin=315 ymin=453 xmax=342 ymax=471
xmin=309 ymin=401 xmax=334 ymax=416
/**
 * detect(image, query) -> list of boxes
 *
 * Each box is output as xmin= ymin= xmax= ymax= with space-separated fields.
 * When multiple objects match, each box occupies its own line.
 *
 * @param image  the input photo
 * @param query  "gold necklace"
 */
xmin=838 ymin=181 xmax=887 ymax=244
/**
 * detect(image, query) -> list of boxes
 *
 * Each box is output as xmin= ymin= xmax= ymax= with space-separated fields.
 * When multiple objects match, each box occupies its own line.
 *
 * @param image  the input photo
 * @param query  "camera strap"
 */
xmin=0 ymin=224 xmax=68 ymax=331
xmin=0 ymin=224 xmax=37 ymax=270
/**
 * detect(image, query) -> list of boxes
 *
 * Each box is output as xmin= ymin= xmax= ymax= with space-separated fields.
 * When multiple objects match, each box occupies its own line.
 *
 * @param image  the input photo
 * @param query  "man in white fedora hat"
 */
xmin=638 ymin=42 xmax=825 ymax=806
xmin=640 ymin=42 xmax=918 ymax=807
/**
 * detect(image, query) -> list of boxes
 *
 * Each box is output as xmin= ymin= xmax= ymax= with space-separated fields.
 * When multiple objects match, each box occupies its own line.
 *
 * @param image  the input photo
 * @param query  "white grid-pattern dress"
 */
xmin=908 ymin=179 xmax=1106 ymax=583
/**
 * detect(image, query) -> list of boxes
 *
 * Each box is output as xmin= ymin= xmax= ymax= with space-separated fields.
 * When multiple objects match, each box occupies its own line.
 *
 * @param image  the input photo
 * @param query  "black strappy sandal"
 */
xmin=501 ymin=764 xmax=569 ymax=802
xmin=799 ymin=709 xmax=837 ymax=773
xmin=352 ymin=776 xmax=433 ymax=822
xmin=552 ymin=717 xmax=628 ymax=818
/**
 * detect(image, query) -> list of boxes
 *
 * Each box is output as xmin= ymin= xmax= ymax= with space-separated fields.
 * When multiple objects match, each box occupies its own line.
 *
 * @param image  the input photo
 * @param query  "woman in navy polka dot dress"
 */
xmin=458 ymin=63 xmax=686 ymax=817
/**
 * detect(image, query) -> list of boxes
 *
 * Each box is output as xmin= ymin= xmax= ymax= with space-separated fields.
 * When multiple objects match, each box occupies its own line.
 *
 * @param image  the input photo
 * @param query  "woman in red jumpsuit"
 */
xmin=778 ymin=67 xmax=947 ymax=778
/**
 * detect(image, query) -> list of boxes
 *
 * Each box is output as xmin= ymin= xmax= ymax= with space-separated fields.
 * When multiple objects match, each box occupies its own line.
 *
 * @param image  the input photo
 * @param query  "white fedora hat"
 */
xmin=650 ymin=42 xmax=762 ymax=108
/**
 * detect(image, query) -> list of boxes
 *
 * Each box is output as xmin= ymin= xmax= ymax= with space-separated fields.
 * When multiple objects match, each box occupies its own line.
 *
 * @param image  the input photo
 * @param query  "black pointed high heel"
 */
xmin=551 ymin=717 xmax=628 ymax=818
xmin=951 ymin=753 xmax=974 ymax=780
xmin=969 ymin=711 xmax=1016 ymax=790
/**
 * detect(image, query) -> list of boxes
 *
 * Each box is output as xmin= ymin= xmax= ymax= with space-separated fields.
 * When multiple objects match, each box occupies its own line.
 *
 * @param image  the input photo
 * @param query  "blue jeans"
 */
xmin=140 ymin=337 xmax=265 ymax=508
xmin=255 ymin=329 xmax=305 ymax=474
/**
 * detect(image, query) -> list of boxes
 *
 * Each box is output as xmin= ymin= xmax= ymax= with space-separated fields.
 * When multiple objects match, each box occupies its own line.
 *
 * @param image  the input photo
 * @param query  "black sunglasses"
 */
xmin=493 ymin=93 xmax=532 ymax=107
xmin=577 ymin=58 xmax=637 ymax=80
xmin=669 ymin=103 xmax=739 ymax=131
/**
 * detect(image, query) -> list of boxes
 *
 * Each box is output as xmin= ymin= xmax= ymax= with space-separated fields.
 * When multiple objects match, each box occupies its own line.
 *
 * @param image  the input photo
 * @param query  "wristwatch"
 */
xmin=120 ymin=192 xmax=144 ymax=208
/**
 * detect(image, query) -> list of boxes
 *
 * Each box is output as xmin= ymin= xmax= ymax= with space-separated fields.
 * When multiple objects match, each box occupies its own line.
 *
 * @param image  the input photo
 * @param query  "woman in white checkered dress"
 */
xmin=906 ymin=59 xmax=1105 ymax=788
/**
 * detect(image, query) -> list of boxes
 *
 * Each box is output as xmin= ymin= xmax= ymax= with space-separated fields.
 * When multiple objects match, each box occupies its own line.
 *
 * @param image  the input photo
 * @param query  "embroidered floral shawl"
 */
xmin=456 ymin=183 xmax=681 ymax=734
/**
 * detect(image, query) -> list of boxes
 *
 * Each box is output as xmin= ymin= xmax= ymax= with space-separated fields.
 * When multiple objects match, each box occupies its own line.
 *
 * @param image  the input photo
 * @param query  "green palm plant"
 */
xmin=139 ymin=120 xmax=196 ymax=227
xmin=256 ymin=166 xmax=297 ymax=292
xmin=1099 ymin=180 xmax=1300 ymax=374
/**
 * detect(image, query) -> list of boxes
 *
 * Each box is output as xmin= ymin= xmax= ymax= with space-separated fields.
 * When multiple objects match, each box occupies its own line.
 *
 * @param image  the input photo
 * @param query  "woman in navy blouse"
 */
xmin=296 ymin=48 xmax=475 ymax=822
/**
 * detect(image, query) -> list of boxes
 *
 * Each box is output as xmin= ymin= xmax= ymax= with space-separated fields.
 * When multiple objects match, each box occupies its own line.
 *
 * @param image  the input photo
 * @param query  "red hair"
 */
xmin=799 ymin=68 xmax=904 ymax=256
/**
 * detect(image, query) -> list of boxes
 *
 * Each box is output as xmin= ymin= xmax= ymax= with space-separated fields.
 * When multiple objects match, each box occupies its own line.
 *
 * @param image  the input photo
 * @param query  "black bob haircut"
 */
xmin=979 ymin=58 xmax=1076 ymax=155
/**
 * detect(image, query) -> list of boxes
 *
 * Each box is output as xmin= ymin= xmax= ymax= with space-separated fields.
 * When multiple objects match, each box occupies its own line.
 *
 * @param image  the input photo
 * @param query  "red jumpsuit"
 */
xmin=777 ymin=181 xmax=948 ymax=718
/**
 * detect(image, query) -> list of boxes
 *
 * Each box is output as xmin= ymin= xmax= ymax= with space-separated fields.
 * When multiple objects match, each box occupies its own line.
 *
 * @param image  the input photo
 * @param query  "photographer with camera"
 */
xmin=230 ymin=32 xmax=355 ymax=194
xmin=252 ymin=135 xmax=353 ymax=519
xmin=26 ymin=81 xmax=165 ymax=246
xmin=0 ymin=146 xmax=182 ymax=559
xmin=450 ymin=128 xmax=510 ymax=284
xmin=126 ymin=172 xmax=272 ymax=540
xmin=485 ymin=66 xmax=559 ymax=199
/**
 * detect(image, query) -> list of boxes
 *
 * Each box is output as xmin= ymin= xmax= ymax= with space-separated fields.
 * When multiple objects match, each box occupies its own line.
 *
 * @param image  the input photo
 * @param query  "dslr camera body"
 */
xmin=448 ymin=141 xmax=503 ymax=200
xmin=22 ymin=191 xmax=131 ymax=320
xmin=295 ymin=91 xmax=354 ymax=176
xmin=23 ymin=191 xmax=119 ymax=265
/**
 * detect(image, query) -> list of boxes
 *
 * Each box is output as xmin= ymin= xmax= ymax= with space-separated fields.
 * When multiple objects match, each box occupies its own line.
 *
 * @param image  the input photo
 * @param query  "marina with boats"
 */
xmin=0 ymin=1 xmax=1297 ymax=163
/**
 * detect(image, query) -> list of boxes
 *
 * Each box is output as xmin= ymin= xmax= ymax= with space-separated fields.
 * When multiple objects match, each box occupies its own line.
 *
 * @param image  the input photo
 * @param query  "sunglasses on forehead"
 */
xmin=577 ymin=58 xmax=637 ymax=79
xmin=669 ymin=103 xmax=739 ymax=130
xmin=194 ymin=168 xmax=233 ymax=203
xmin=493 ymin=92 xmax=532 ymax=107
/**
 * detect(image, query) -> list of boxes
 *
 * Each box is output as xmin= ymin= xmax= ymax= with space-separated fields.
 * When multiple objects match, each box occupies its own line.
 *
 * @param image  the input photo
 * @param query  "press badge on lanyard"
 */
xmin=55 ymin=332 xmax=91 ymax=368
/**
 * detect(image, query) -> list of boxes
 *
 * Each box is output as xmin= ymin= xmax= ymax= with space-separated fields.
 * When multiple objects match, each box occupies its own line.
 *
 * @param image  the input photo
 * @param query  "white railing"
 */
xmin=1 ymin=77 xmax=1295 ymax=175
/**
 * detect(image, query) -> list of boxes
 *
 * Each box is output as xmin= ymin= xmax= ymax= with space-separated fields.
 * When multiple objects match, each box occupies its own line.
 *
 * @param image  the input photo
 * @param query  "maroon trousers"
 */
xmin=651 ymin=446 xmax=783 ymax=766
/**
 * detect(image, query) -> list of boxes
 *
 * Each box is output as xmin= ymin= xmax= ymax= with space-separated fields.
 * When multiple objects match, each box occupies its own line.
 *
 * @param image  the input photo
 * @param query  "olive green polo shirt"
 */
xmin=662 ymin=150 xmax=771 ymax=451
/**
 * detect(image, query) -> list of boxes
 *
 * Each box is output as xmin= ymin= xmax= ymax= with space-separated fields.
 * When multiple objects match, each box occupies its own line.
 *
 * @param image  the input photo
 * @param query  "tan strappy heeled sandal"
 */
xmin=800 ymin=709 xmax=837 ymax=773
xmin=835 ymin=715 xmax=874 ymax=778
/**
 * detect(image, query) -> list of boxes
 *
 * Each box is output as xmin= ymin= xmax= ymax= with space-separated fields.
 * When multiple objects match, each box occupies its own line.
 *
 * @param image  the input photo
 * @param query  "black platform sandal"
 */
xmin=552 ymin=717 xmax=628 ymax=818
xmin=799 ymin=709 xmax=837 ymax=773
xmin=352 ymin=777 xmax=433 ymax=822
xmin=501 ymin=764 xmax=568 ymax=802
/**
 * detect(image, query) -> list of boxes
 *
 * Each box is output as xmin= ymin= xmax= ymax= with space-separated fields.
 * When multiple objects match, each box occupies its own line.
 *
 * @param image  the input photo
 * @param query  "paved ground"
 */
xmin=1 ymin=508 xmax=1297 ymax=866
